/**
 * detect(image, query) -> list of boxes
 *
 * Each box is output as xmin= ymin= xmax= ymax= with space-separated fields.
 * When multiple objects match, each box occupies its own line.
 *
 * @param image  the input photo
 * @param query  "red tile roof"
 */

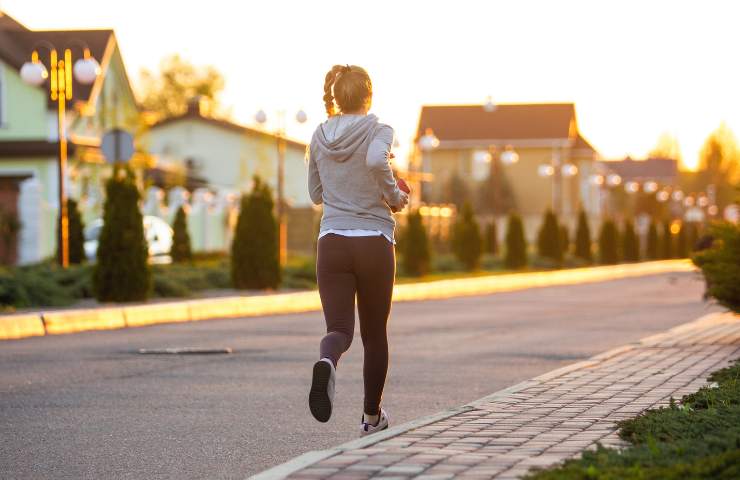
xmin=416 ymin=103 xmax=578 ymax=142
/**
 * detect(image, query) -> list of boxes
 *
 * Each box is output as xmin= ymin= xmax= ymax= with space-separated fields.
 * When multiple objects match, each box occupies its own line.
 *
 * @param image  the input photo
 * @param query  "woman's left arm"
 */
xmin=307 ymin=141 xmax=323 ymax=205
xmin=366 ymin=125 xmax=404 ymax=208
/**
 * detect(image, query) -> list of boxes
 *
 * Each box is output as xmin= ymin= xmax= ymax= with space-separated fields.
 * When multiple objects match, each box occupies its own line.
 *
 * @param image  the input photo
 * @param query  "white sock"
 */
xmin=363 ymin=412 xmax=379 ymax=426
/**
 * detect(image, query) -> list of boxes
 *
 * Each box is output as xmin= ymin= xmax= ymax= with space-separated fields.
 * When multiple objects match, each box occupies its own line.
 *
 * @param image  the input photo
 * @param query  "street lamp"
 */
xmin=255 ymin=108 xmax=308 ymax=266
xmin=416 ymin=128 xmax=439 ymax=206
xmin=537 ymin=151 xmax=578 ymax=215
xmin=21 ymin=43 xmax=100 ymax=268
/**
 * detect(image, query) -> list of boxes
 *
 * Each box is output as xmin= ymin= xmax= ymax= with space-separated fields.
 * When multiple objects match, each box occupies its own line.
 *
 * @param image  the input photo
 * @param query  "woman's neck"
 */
xmin=342 ymin=107 xmax=369 ymax=116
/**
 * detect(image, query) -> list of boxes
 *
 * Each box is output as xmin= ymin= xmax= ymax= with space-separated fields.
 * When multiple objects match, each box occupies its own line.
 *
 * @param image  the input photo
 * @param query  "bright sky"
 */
xmin=3 ymin=0 xmax=739 ymax=170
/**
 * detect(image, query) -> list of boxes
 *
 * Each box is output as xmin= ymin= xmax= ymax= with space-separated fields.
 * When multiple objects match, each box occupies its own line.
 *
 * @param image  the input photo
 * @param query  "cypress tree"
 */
xmin=59 ymin=198 xmax=85 ymax=264
xmin=231 ymin=176 xmax=280 ymax=289
xmin=574 ymin=210 xmax=592 ymax=263
xmin=598 ymin=220 xmax=619 ymax=265
xmin=504 ymin=213 xmax=527 ymax=269
xmin=647 ymin=220 xmax=659 ymax=260
xmin=170 ymin=206 xmax=192 ymax=263
xmin=560 ymin=224 xmax=570 ymax=257
xmin=687 ymin=222 xmax=700 ymax=253
xmin=451 ymin=202 xmax=482 ymax=271
xmin=661 ymin=221 xmax=674 ymax=259
xmin=537 ymin=209 xmax=562 ymax=264
xmin=676 ymin=222 xmax=689 ymax=258
xmin=93 ymin=164 xmax=151 ymax=301
xmin=402 ymin=209 xmax=431 ymax=276
xmin=622 ymin=219 xmax=640 ymax=262
xmin=485 ymin=221 xmax=499 ymax=255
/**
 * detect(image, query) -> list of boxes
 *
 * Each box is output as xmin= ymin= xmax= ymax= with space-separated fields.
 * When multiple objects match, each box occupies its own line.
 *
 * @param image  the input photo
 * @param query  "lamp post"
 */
xmin=538 ymin=149 xmax=578 ymax=215
xmin=416 ymin=128 xmax=440 ymax=207
xmin=21 ymin=43 xmax=100 ymax=268
xmin=255 ymin=108 xmax=307 ymax=266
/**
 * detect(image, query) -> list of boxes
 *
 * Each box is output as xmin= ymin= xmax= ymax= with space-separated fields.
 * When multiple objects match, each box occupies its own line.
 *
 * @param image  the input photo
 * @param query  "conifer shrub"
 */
xmin=536 ymin=209 xmax=562 ymax=264
xmin=402 ymin=209 xmax=431 ymax=277
xmin=451 ymin=202 xmax=482 ymax=271
xmin=170 ymin=206 xmax=192 ymax=263
xmin=93 ymin=165 xmax=151 ymax=302
xmin=598 ymin=219 xmax=619 ymax=265
xmin=504 ymin=213 xmax=527 ymax=269
xmin=622 ymin=219 xmax=640 ymax=262
xmin=574 ymin=210 xmax=592 ymax=263
xmin=231 ymin=176 xmax=280 ymax=289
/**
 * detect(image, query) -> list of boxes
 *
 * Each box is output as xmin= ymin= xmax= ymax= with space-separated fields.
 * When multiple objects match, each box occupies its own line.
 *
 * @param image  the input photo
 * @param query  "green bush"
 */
xmin=526 ymin=359 xmax=740 ymax=480
xmin=432 ymin=254 xmax=465 ymax=273
xmin=231 ymin=176 xmax=280 ymax=289
xmin=57 ymin=198 xmax=85 ymax=265
xmin=170 ymin=206 xmax=192 ymax=263
xmin=687 ymin=222 xmax=700 ymax=253
xmin=93 ymin=165 xmax=151 ymax=302
xmin=537 ymin=209 xmax=562 ymax=264
xmin=574 ymin=210 xmax=592 ymax=263
xmin=484 ymin=221 xmax=499 ymax=255
xmin=622 ymin=219 xmax=640 ymax=262
xmin=504 ymin=213 xmax=527 ymax=269
xmin=0 ymin=263 xmax=93 ymax=309
xmin=647 ymin=220 xmax=660 ymax=260
xmin=451 ymin=202 xmax=482 ymax=271
xmin=661 ymin=221 xmax=674 ymax=259
xmin=692 ymin=221 xmax=740 ymax=312
xmin=402 ymin=209 xmax=431 ymax=276
xmin=598 ymin=220 xmax=619 ymax=265
xmin=282 ymin=256 xmax=317 ymax=290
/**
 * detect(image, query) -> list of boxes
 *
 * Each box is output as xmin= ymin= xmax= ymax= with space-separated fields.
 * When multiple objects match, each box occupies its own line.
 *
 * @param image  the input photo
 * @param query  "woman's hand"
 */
xmin=390 ymin=191 xmax=409 ymax=213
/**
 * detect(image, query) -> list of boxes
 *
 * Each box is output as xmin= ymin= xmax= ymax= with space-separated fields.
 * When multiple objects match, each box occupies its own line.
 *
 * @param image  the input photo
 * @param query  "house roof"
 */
xmin=416 ymin=103 xmax=582 ymax=142
xmin=150 ymin=102 xmax=307 ymax=150
xmin=0 ymin=11 xmax=114 ymax=106
xmin=600 ymin=157 xmax=679 ymax=181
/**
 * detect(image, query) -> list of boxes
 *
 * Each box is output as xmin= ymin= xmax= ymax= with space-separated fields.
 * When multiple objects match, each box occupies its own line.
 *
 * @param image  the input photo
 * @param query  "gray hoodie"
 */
xmin=307 ymin=113 xmax=404 ymax=241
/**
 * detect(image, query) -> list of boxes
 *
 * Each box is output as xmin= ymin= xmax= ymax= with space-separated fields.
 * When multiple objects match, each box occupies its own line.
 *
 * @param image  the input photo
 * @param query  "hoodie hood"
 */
xmin=313 ymin=113 xmax=379 ymax=163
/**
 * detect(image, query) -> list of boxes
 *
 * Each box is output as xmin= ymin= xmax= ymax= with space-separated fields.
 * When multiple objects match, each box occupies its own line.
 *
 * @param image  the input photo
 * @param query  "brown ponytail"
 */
xmin=322 ymin=64 xmax=373 ymax=117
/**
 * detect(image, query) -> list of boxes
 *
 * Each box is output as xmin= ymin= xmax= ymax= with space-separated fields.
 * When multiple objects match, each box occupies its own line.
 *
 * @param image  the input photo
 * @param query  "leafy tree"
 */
xmin=692 ymin=222 xmax=740 ymax=312
xmin=444 ymin=172 xmax=471 ymax=210
xmin=170 ymin=206 xmax=192 ymax=263
xmin=93 ymin=165 xmax=151 ymax=301
xmin=537 ymin=209 xmax=562 ymax=264
xmin=139 ymin=54 xmax=227 ymax=121
xmin=484 ymin=221 xmax=498 ymax=255
xmin=649 ymin=132 xmax=682 ymax=163
xmin=402 ymin=210 xmax=431 ymax=276
xmin=646 ymin=220 xmax=660 ymax=260
xmin=696 ymin=124 xmax=740 ymax=210
xmin=477 ymin=154 xmax=517 ymax=215
xmin=57 ymin=198 xmax=85 ymax=265
xmin=504 ymin=213 xmax=527 ymax=269
xmin=598 ymin=220 xmax=619 ymax=265
xmin=661 ymin=221 xmax=674 ymax=259
xmin=451 ymin=202 xmax=482 ymax=270
xmin=622 ymin=219 xmax=640 ymax=262
xmin=231 ymin=176 xmax=280 ymax=289
xmin=574 ymin=211 xmax=592 ymax=263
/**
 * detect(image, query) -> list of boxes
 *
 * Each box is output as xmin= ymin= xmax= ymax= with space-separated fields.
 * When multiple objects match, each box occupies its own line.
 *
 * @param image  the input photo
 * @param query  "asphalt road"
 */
xmin=0 ymin=271 xmax=718 ymax=479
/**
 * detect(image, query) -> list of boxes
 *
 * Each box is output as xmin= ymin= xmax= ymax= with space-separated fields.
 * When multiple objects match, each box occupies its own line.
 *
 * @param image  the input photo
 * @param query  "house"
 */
xmin=145 ymin=99 xmax=314 ymax=253
xmin=599 ymin=156 xmax=679 ymax=185
xmin=0 ymin=11 xmax=139 ymax=264
xmin=414 ymin=103 xmax=601 ymax=239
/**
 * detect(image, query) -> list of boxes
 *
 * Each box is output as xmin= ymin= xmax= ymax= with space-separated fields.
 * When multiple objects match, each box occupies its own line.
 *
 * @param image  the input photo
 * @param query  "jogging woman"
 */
xmin=306 ymin=64 xmax=409 ymax=436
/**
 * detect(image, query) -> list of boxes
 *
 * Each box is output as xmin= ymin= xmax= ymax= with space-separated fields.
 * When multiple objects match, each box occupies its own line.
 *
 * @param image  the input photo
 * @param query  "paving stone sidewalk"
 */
xmin=254 ymin=312 xmax=740 ymax=480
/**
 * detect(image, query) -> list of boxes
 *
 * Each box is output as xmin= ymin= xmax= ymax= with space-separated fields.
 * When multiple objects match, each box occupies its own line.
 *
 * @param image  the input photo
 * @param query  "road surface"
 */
xmin=0 ymin=271 xmax=717 ymax=479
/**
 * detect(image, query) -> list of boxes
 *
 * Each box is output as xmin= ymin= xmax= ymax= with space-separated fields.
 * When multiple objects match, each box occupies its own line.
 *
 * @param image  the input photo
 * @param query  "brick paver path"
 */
xmin=272 ymin=312 xmax=739 ymax=480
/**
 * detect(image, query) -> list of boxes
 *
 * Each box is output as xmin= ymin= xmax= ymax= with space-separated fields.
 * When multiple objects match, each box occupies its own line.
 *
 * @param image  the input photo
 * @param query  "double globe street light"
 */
xmin=255 ymin=109 xmax=307 ymax=266
xmin=21 ymin=42 xmax=101 ymax=268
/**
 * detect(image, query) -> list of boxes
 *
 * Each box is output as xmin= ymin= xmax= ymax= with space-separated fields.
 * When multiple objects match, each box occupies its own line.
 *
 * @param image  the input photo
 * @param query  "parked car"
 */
xmin=84 ymin=215 xmax=174 ymax=264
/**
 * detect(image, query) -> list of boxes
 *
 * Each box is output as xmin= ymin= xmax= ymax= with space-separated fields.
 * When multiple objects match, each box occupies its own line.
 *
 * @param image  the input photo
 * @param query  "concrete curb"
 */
xmin=248 ymin=311 xmax=734 ymax=480
xmin=0 ymin=259 xmax=695 ymax=341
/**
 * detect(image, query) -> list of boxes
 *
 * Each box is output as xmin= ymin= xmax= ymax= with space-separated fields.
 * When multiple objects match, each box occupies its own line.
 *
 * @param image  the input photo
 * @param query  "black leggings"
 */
xmin=316 ymin=233 xmax=395 ymax=415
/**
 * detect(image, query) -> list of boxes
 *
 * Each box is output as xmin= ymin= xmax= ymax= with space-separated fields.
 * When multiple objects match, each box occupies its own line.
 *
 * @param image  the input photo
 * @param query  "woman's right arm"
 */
xmin=307 ymin=140 xmax=323 ymax=205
